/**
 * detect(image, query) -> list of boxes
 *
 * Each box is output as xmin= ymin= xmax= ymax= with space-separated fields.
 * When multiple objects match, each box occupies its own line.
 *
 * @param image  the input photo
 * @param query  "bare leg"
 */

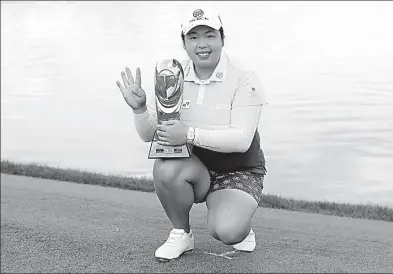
xmin=206 ymin=189 xmax=258 ymax=245
xmin=153 ymin=154 xmax=210 ymax=233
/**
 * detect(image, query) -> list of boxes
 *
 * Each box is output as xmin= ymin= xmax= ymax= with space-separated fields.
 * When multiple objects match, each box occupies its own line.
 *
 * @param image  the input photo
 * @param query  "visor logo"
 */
xmin=193 ymin=9 xmax=204 ymax=18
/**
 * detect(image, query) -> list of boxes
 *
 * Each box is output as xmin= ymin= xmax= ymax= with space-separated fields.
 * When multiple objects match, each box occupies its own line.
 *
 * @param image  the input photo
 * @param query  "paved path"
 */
xmin=1 ymin=174 xmax=393 ymax=273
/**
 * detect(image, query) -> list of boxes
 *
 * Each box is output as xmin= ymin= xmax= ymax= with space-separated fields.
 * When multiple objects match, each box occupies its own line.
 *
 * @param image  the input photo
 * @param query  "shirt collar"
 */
xmin=184 ymin=52 xmax=228 ymax=84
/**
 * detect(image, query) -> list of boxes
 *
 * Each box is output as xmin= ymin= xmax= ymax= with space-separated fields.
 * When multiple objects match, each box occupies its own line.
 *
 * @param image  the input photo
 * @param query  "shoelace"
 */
xmin=165 ymin=231 xmax=185 ymax=245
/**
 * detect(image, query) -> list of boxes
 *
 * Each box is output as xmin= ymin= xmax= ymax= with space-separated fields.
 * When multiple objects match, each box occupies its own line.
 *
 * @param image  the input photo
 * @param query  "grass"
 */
xmin=1 ymin=159 xmax=392 ymax=222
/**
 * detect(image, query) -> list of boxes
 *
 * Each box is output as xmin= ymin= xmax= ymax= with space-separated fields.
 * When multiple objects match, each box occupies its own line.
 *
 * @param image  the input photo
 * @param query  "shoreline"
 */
xmin=1 ymin=159 xmax=392 ymax=222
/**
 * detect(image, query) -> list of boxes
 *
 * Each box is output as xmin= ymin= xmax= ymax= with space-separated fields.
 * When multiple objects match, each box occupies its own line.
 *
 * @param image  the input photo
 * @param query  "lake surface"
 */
xmin=1 ymin=1 xmax=393 ymax=207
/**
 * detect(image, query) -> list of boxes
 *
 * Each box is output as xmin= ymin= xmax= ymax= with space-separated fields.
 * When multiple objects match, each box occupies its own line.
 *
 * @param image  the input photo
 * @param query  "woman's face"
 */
xmin=183 ymin=25 xmax=223 ymax=70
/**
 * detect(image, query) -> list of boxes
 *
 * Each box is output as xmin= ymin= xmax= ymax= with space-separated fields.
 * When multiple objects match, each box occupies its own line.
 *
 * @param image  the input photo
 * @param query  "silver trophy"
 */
xmin=148 ymin=59 xmax=192 ymax=159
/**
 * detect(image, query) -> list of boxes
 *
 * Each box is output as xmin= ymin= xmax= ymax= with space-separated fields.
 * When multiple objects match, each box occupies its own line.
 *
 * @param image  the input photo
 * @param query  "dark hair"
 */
xmin=181 ymin=27 xmax=225 ymax=46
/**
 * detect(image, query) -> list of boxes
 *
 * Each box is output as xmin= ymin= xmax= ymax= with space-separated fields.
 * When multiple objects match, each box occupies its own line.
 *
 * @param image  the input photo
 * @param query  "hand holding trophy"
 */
xmin=148 ymin=59 xmax=192 ymax=159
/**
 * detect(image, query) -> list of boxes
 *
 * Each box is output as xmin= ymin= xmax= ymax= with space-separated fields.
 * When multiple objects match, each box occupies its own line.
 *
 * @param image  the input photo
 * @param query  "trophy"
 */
xmin=148 ymin=59 xmax=192 ymax=159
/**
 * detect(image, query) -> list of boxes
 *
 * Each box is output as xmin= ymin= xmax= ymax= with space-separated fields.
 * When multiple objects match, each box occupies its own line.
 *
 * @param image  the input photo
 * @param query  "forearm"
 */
xmin=133 ymin=104 xmax=158 ymax=142
xmin=193 ymin=106 xmax=262 ymax=153
xmin=194 ymin=127 xmax=251 ymax=153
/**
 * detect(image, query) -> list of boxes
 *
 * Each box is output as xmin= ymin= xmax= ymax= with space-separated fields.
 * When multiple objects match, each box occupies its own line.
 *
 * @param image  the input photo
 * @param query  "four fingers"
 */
xmin=117 ymin=67 xmax=141 ymax=91
xmin=116 ymin=67 xmax=145 ymax=109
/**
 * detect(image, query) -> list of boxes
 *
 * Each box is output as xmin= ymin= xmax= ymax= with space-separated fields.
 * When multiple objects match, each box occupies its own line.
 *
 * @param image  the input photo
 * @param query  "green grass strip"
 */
xmin=1 ymin=159 xmax=392 ymax=222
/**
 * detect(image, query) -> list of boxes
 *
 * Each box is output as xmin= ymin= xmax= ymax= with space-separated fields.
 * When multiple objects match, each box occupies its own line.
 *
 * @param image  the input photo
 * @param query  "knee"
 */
xmin=153 ymin=159 xmax=183 ymax=188
xmin=209 ymin=223 xmax=250 ymax=245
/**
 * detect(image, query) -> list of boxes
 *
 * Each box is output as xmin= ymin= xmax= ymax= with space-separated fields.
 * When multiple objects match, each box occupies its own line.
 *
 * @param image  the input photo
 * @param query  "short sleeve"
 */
xmin=231 ymin=70 xmax=267 ymax=108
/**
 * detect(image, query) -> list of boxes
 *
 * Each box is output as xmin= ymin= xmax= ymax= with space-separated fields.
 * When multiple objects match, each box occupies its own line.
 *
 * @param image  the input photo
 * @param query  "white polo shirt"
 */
xmin=181 ymin=52 xmax=266 ymax=127
xmin=134 ymin=52 xmax=268 ymax=174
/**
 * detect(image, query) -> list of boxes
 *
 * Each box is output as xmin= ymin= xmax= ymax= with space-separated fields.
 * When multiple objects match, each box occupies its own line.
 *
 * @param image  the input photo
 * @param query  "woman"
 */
xmin=116 ymin=8 xmax=267 ymax=262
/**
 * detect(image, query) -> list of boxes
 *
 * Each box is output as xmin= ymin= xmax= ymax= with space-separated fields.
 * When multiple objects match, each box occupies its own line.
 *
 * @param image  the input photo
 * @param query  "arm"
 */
xmin=193 ymin=105 xmax=262 ymax=153
xmin=192 ymin=70 xmax=267 ymax=153
xmin=116 ymin=67 xmax=158 ymax=142
xmin=133 ymin=95 xmax=158 ymax=142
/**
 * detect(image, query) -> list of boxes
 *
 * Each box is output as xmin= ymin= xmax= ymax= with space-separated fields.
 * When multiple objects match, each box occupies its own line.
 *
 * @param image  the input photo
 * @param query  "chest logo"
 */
xmin=182 ymin=100 xmax=191 ymax=109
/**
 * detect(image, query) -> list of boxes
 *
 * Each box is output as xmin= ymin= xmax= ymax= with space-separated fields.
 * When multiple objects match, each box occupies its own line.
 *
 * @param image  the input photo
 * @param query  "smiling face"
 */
xmin=183 ymin=25 xmax=224 ymax=71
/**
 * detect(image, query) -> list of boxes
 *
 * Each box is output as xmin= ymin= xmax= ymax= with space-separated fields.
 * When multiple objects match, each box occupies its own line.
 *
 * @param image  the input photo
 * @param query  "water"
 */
xmin=1 ymin=1 xmax=393 ymax=207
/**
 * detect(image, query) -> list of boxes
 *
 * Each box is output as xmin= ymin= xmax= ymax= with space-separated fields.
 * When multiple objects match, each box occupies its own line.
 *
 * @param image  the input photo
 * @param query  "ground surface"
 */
xmin=1 ymin=174 xmax=393 ymax=273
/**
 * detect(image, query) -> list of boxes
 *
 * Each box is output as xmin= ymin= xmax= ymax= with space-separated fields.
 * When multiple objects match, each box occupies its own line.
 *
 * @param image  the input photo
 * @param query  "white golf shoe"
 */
xmin=155 ymin=228 xmax=194 ymax=262
xmin=233 ymin=228 xmax=256 ymax=252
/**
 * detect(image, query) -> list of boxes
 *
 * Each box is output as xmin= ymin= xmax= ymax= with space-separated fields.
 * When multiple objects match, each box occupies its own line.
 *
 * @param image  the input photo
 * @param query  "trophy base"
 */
xmin=148 ymin=134 xmax=192 ymax=159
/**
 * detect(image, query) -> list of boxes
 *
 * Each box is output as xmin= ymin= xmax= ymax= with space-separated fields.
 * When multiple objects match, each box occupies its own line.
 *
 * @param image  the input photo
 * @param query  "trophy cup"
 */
xmin=148 ymin=59 xmax=192 ymax=159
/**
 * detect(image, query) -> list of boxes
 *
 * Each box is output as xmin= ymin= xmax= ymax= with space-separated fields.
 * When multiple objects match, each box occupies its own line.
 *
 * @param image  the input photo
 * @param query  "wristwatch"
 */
xmin=186 ymin=127 xmax=195 ymax=144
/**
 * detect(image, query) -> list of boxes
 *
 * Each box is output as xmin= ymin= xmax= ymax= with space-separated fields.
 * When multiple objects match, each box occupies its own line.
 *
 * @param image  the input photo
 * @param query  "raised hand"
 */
xmin=116 ymin=67 xmax=147 ymax=113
